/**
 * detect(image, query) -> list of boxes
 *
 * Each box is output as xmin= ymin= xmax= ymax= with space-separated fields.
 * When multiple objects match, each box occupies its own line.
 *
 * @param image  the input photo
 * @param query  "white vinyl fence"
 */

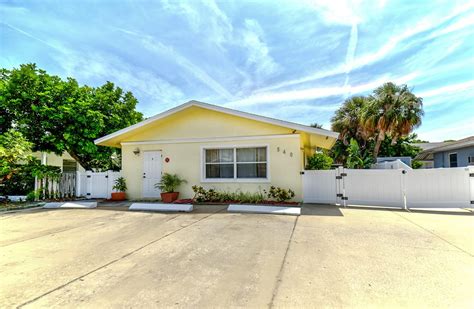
xmin=76 ymin=170 xmax=121 ymax=199
xmin=303 ymin=166 xmax=474 ymax=209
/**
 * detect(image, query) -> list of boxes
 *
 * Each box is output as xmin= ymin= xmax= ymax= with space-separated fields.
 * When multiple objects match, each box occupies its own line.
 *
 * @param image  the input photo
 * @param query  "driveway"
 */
xmin=0 ymin=205 xmax=472 ymax=308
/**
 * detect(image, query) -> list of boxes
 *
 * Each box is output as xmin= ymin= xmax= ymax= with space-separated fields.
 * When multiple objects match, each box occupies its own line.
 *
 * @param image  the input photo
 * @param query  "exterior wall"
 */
xmin=31 ymin=151 xmax=86 ymax=172
xmin=121 ymin=135 xmax=303 ymax=201
xmin=434 ymin=146 xmax=474 ymax=168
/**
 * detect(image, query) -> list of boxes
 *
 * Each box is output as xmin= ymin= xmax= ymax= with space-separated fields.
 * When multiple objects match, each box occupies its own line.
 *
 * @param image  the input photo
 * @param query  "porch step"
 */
xmin=227 ymin=204 xmax=300 ymax=216
xmin=129 ymin=203 xmax=193 ymax=212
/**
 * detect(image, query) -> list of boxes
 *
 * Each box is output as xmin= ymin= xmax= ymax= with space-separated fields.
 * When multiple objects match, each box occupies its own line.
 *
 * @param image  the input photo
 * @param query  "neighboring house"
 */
xmin=95 ymin=100 xmax=339 ymax=201
xmin=416 ymin=136 xmax=474 ymax=168
xmin=31 ymin=151 xmax=86 ymax=173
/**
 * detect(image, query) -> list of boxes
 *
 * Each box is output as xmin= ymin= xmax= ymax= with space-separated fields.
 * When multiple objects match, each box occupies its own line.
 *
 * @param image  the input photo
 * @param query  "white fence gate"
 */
xmin=303 ymin=167 xmax=473 ymax=209
xmin=76 ymin=170 xmax=121 ymax=199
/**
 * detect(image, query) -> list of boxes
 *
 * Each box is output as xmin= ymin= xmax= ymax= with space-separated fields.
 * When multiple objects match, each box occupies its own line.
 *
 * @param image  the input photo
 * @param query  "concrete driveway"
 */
xmin=1 ymin=205 xmax=473 ymax=308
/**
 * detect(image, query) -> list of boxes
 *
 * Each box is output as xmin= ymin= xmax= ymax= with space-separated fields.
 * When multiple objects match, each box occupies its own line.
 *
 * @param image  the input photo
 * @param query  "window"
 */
xmin=203 ymin=146 xmax=268 ymax=180
xmin=449 ymin=153 xmax=457 ymax=167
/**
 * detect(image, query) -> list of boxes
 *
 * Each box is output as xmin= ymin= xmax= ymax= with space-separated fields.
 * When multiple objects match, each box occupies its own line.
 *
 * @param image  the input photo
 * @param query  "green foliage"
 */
xmin=0 ymin=63 xmax=143 ymax=171
xmin=306 ymin=152 xmax=333 ymax=170
xmin=330 ymin=83 xmax=424 ymax=166
xmin=156 ymin=173 xmax=187 ymax=193
xmin=264 ymin=186 xmax=295 ymax=202
xmin=26 ymin=190 xmax=40 ymax=202
xmin=0 ymin=129 xmax=32 ymax=183
xmin=191 ymin=186 xmax=295 ymax=203
xmin=310 ymin=123 xmax=323 ymax=129
xmin=346 ymin=139 xmax=373 ymax=169
xmin=112 ymin=177 xmax=127 ymax=192
xmin=0 ymin=163 xmax=35 ymax=195
xmin=377 ymin=134 xmax=423 ymax=158
xmin=411 ymin=160 xmax=423 ymax=169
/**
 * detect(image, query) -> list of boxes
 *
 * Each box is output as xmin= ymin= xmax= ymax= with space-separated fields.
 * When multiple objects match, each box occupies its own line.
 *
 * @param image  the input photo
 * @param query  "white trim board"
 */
xmin=227 ymin=204 xmax=300 ymax=216
xmin=121 ymin=134 xmax=299 ymax=146
xmin=95 ymin=100 xmax=339 ymax=145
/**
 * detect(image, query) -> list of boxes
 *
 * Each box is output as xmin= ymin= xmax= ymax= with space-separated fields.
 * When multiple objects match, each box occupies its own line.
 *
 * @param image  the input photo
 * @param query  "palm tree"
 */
xmin=361 ymin=82 xmax=423 ymax=158
xmin=331 ymin=96 xmax=368 ymax=145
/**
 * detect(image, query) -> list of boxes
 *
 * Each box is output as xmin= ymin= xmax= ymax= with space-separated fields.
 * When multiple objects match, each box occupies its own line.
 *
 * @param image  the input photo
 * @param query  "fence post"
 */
xmin=401 ymin=169 xmax=407 ymax=210
xmin=86 ymin=170 xmax=92 ymax=199
xmin=76 ymin=171 xmax=81 ymax=197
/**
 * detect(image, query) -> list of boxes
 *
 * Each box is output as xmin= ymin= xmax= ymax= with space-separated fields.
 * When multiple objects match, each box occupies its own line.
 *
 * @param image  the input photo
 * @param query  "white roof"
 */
xmin=95 ymin=100 xmax=339 ymax=145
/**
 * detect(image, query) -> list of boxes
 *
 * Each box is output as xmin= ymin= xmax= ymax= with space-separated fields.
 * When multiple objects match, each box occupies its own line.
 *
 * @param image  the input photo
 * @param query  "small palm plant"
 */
xmin=111 ymin=177 xmax=127 ymax=201
xmin=155 ymin=173 xmax=187 ymax=203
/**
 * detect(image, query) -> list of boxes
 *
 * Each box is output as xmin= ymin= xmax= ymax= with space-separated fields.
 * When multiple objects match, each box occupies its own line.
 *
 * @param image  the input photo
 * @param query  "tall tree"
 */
xmin=361 ymin=82 xmax=423 ymax=158
xmin=331 ymin=96 xmax=368 ymax=146
xmin=1 ymin=64 xmax=143 ymax=170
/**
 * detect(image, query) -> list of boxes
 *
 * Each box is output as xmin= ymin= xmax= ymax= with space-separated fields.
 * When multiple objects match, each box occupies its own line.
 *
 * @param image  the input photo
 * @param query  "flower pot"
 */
xmin=111 ymin=192 xmax=126 ymax=201
xmin=161 ymin=192 xmax=179 ymax=203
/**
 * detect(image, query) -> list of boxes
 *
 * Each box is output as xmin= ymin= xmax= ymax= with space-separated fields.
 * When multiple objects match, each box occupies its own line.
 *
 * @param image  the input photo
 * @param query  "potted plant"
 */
xmin=111 ymin=177 xmax=127 ymax=201
xmin=155 ymin=173 xmax=187 ymax=203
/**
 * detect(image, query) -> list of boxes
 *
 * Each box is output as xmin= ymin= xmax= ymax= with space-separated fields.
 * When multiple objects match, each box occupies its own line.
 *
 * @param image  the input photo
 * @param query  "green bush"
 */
xmin=192 ymin=185 xmax=295 ymax=203
xmin=264 ymin=186 xmax=295 ymax=202
xmin=306 ymin=153 xmax=333 ymax=170
xmin=112 ymin=177 xmax=127 ymax=192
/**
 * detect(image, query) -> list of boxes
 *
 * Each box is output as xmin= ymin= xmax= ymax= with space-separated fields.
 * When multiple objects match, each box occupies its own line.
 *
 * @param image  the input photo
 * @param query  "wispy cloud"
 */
xmin=418 ymin=80 xmax=474 ymax=100
xmin=225 ymin=72 xmax=418 ymax=108
xmin=115 ymin=28 xmax=234 ymax=100
xmin=416 ymin=117 xmax=474 ymax=142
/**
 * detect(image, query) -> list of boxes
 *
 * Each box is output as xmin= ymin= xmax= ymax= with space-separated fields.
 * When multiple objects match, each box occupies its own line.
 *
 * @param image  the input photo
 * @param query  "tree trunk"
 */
xmin=373 ymin=131 xmax=385 ymax=159
xmin=67 ymin=150 xmax=92 ymax=171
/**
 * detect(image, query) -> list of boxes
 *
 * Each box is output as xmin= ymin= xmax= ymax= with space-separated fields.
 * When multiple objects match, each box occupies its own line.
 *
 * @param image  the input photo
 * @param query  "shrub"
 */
xmin=191 ymin=186 xmax=265 ymax=203
xmin=26 ymin=190 xmax=40 ymax=202
xmin=112 ymin=177 xmax=127 ymax=192
xmin=306 ymin=153 xmax=333 ymax=170
xmin=156 ymin=173 xmax=187 ymax=193
xmin=264 ymin=186 xmax=295 ymax=202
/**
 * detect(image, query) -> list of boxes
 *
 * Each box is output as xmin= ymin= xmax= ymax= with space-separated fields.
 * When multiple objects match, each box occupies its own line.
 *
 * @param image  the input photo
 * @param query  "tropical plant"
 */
xmin=156 ymin=173 xmax=187 ymax=193
xmin=112 ymin=177 xmax=127 ymax=192
xmin=306 ymin=152 xmax=334 ymax=170
xmin=331 ymin=96 xmax=368 ymax=146
xmin=264 ymin=186 xmax=295 ymax=202
xmin=0 ymin=129 xmax=32 ymax=184
xmin=310 ymin=122 xmax=323 ymax=129
xmin=0 ymin=63 xmax=143 ymax=170
xmin=361 ymin=82 xmax=423 ymax=158
xmin=346 ymin=139 xmax=373 ymax=169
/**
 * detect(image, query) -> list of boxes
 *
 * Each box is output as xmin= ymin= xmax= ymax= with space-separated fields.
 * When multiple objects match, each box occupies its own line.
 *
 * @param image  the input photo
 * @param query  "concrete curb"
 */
xmin=43 ymin=202 xmax=98 ymax=209
xmin=227 ymin=204 xmax=300 ymax=216
xmin=129 ymin=203 xmax=193 ymax=212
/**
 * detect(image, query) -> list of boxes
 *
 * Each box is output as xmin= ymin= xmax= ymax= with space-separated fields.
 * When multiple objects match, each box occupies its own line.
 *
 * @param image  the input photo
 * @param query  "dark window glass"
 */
xmin=449 ymin=153 xmax=457 ymax=167
xmin=237 ymin=163 xmax=267 ymax=178
xmin=205 ymin=164 xmax=234 ymax=178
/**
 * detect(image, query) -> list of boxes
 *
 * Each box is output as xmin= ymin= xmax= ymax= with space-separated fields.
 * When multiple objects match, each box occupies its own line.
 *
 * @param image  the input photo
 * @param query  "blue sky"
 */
xmin=1 ymin=0 xmax=473 ymax=142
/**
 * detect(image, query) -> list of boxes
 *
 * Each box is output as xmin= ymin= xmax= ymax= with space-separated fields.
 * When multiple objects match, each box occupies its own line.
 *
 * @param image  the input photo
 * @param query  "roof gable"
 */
xmin=95 ymin=100 xmax=339 ymax=147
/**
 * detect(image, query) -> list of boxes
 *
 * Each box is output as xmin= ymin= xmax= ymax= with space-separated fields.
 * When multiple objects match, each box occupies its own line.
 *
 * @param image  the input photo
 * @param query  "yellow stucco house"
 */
xmin=95 ymin=101 xmax=339 ymax=201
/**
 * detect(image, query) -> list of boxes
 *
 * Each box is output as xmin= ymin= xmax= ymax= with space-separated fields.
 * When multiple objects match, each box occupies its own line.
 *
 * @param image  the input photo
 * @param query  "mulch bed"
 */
xmin=173 ymin=199 xmax=299 ymax=206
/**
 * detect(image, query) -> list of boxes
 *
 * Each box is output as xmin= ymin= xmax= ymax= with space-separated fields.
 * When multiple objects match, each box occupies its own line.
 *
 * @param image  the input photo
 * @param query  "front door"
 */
xmin=142 ymin=151 xmax=162 ymax=198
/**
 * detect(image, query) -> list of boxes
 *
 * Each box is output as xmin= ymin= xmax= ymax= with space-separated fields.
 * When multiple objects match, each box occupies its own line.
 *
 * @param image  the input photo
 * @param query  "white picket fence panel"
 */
xmin=76 ymin=170 xmax=121 ymax=199
xmin=303 ymin=166 xmax=474 ymax=209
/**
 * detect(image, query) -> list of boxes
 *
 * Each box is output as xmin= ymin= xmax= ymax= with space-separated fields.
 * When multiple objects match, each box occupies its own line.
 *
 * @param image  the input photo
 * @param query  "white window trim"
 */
xmin=200 ymin=144 xmax=270 ymax=183
xmin=448 ymin=152 xmax=458 ymax=167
